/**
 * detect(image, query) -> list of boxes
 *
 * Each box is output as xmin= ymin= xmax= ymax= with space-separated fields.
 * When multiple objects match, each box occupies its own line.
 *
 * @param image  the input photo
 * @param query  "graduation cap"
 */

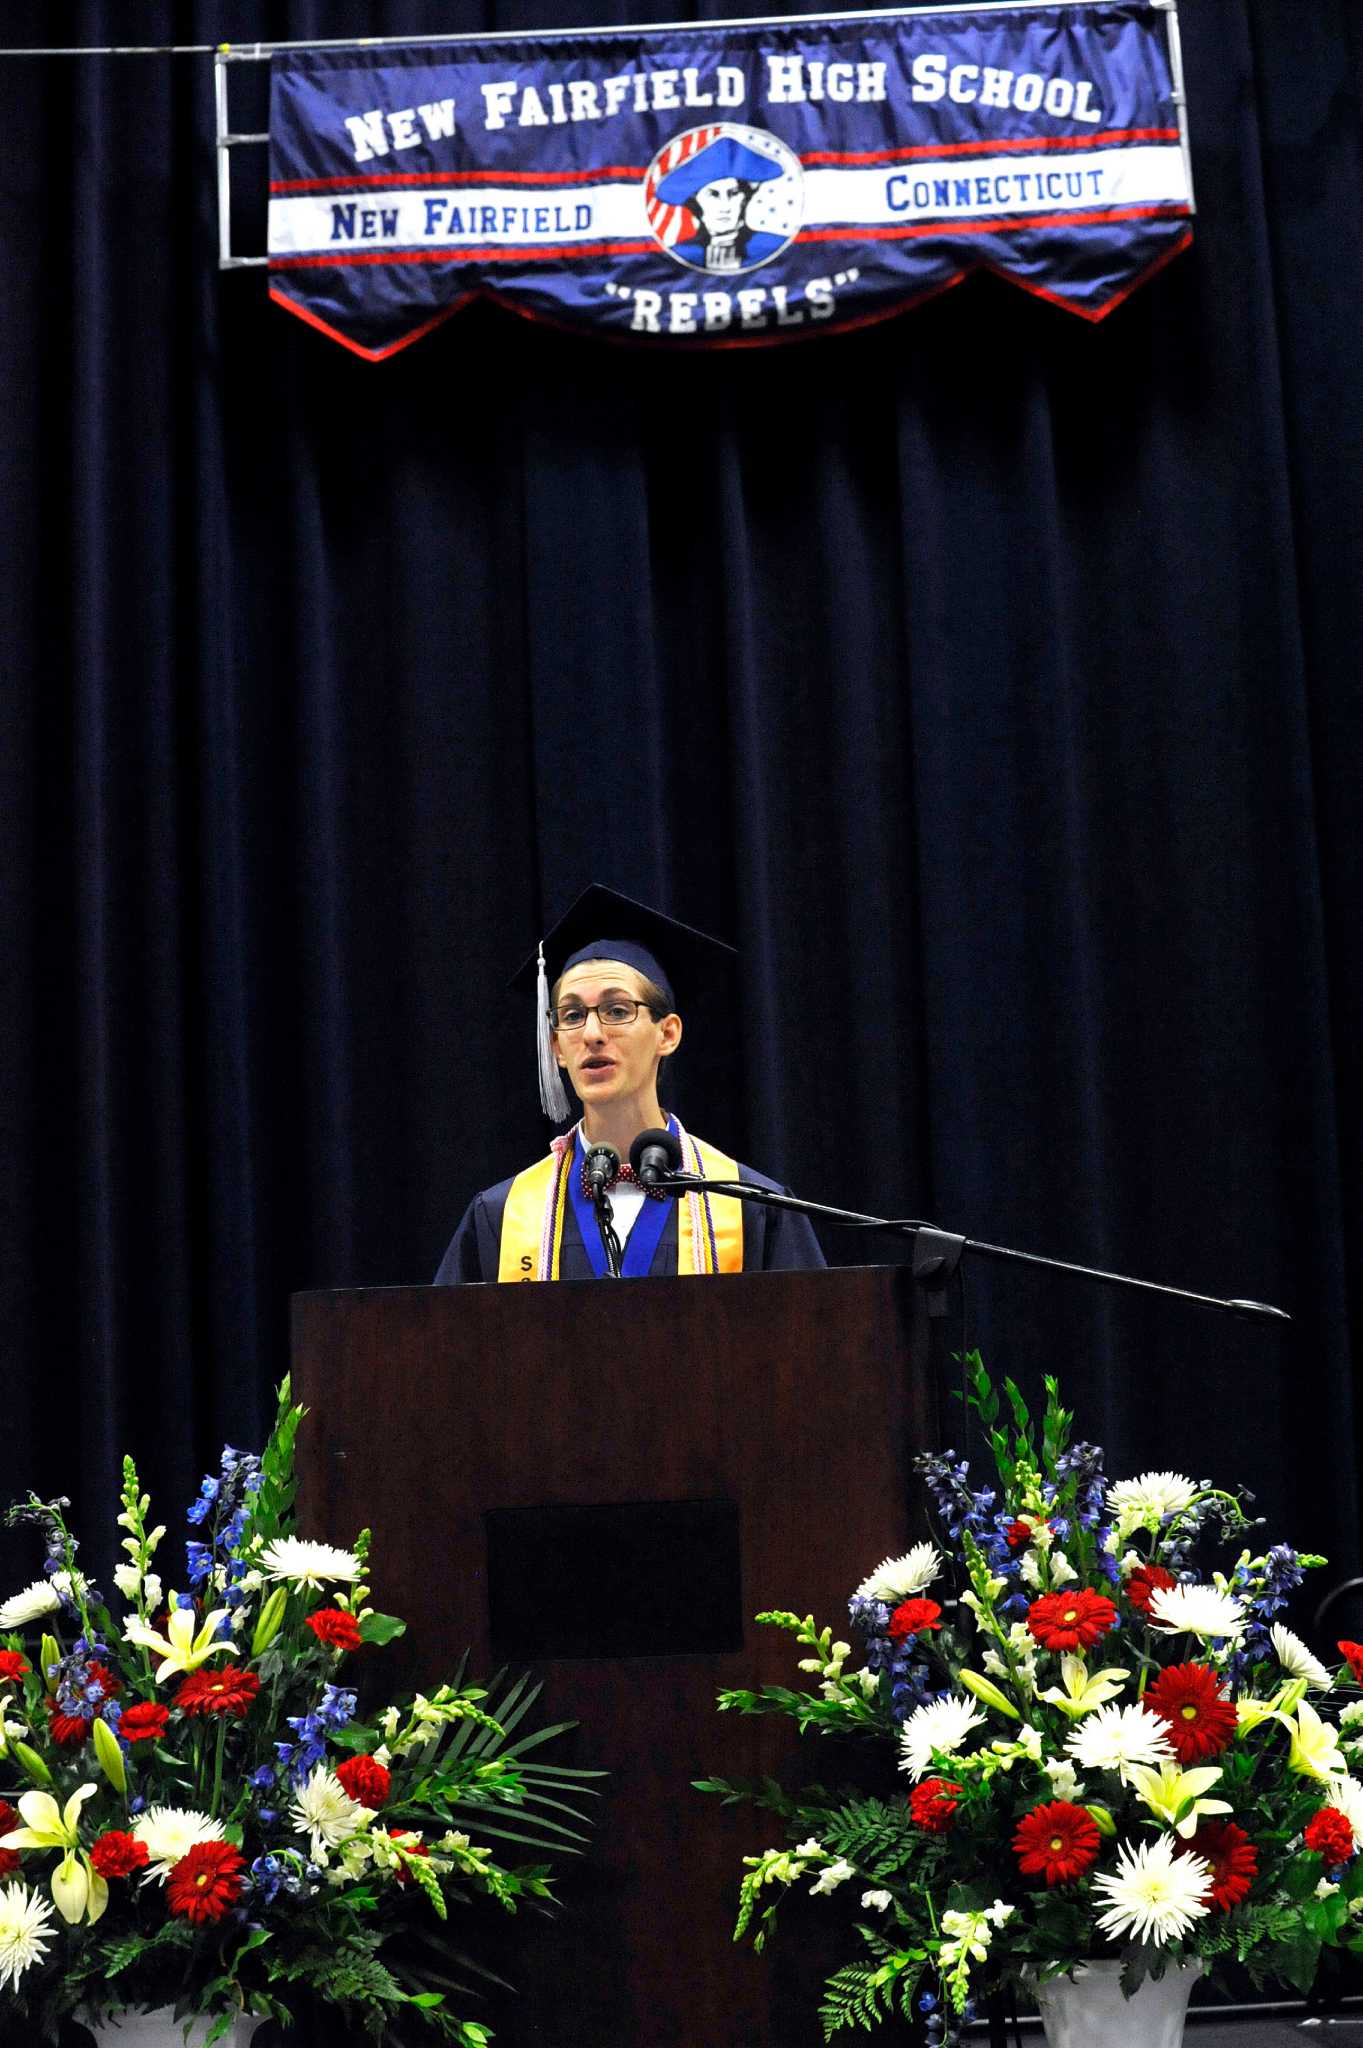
xmin=512 ymin=886 xmax=736 ymax=1121
xmin=654 ymin=135 xmax=785 ymax=209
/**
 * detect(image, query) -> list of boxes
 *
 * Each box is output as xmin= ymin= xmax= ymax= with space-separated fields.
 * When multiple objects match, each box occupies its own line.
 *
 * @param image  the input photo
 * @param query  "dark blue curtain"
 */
xmin=1 ymin=0 xmax=1360 ymax=1636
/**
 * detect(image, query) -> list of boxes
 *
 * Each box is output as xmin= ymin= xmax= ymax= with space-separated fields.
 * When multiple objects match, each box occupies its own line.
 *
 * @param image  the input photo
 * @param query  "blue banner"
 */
xmin=267 ymin=2 xmax=1192 ymax=359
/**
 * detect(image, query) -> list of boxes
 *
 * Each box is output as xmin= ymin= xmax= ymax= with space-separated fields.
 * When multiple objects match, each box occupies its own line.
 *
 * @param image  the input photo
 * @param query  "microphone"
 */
xmin=629 ymin=1127 xmax=683 ymax=1187
xmin=584 ymin=1144 xmax=620 ymax=1199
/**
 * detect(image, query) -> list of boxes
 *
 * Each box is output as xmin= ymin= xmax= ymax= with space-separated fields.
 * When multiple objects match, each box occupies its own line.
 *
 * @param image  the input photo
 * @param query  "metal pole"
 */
xmin=1152 ymin=0 xmax=1196 ymax=213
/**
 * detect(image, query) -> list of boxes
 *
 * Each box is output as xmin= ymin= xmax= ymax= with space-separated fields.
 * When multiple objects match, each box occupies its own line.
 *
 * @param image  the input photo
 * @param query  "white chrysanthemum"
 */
xmin=260 ymin=1537 xmax=360 ymax=1589
xmin=1272 ymin=1624 xmax=1333 ymax=1691
xmin=1107 ymin=1472 xmax=1199 ymax=1532
xmin=291 ymin=1764 xmax=371 ymax=1861
xmin=854 ymin=1543 xmax=940 ymax=1604
xmin=1066 ymin=1703 xmax=1176 ymax=1784
xmin=1093 ymin=1834 xmax=1212 ymax=1946
xmin=132 ymin=1805 xmax=226 ymax=1879
xmin=1326 ymin=1776 xmax=1363 ymax=1835
xmin=0 ymin=1575 xmax=70 ymax=1632
xmin=0 ymin=1881 xmax=56 ymax=1990
xmin=1148 ymin=1583 xmax=1247 ymax=1641
xmin=898 ymin=1695 xmax=986 ymax=1781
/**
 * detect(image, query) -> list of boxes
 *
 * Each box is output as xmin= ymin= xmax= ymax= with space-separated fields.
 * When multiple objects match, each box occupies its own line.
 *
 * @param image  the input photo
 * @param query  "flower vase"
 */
xmin=1034 ymin=1960 xmax=1201 ymax=2048
xmin=84 ymin=2011 xmax=265 ymax=2048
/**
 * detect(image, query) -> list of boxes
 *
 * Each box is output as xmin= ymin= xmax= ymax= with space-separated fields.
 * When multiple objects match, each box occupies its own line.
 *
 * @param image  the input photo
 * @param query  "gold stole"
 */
xmin=497 ymin=1127 xmax=743 ymax=1282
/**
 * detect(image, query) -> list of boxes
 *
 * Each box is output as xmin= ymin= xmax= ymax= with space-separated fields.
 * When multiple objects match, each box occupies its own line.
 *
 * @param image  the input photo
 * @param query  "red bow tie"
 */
xmin=579 ymin=1157 xmax=667 ymax=1202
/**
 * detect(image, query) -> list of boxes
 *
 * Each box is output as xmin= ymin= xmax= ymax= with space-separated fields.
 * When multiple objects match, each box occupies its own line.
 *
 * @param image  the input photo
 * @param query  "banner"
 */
xmin=266 ymin=2 xmax=1193 ymax=359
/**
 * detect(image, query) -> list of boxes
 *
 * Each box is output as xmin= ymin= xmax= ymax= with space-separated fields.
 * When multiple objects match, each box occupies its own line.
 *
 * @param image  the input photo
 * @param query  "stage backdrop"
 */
xmin=0 ymin=0 xmax=1360 ymax=1733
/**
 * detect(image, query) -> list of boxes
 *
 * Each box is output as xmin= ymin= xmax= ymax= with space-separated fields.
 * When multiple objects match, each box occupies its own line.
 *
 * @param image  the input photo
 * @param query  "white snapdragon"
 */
xmin=810 ymin=1858 xmax=856 ymax=1896
xmin=1048 ymin=1551 xmax=1078 ymax=1588
xmin=861 ymin=1889 xmax=893 ymax=1912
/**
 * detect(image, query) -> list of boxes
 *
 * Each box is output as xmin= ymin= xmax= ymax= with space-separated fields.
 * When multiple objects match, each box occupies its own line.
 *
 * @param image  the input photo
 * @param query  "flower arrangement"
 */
xmin=0 ymin=1381 xmax=598 ymax=2045
xmin=700 ymin=1358 xmax=1363 ymax=2042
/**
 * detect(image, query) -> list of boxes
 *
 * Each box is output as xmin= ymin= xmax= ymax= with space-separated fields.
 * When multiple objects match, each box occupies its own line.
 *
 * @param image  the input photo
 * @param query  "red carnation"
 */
xmin=307 ymin=1608 xmax=364 ymax=1653
xmin=0 ymin=1652 xmax=30 ymax=1683
xmin=1145 ymin=1662 xmax=1238 ymax=1764
xmin=1125 ymin=1563 xmax=1177 ymax=1615
xmin=0 ymin=1799 xmax=20 ymax=1879
xmin=1338 ymin=1641 xmax=1363 ymax=1684
xmin=887 ymin=1598 xmax=943 ymax=1643
xmin=1026 ymin=1589 xmax=1117 ymax=1653
xmin=119 ymin=1701 xmax=170 ymax=1745
xmin=166 ymin=1840 xmax=245 ymax=1925
xmin=174 ymin=1664 xmax=261 ymax=1719
xmin=909 ymin=1777 xmax=962 ymax=1834
xmin=90 ymin=1831 xmax=150 ymax=1881
xmin=1182 ymin=1819 xmax=1257 ymax=1911
xmin=1005 ymin=1519 xmax=1039 ymax=1550
xmin=1013 ymin=1801 xmax=1101 ymax=1887
xmin=336 ymin=1753 xmax=392 ymax=1808
xmin=1305 ymin=1807 xmax=1355 ymax=1865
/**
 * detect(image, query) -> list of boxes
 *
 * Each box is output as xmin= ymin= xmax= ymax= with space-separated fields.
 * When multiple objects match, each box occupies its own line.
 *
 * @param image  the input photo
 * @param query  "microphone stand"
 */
xmin=646 ymin=1173 xmax=1291 ymax=1328
xmin=591 ymin=1186 xmax=625 ymax=1280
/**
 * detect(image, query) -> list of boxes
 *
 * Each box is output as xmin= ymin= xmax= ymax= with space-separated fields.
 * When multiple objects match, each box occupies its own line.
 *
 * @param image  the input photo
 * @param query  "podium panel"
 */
xmin=292 ymin=1266 xmax=936 ymax=2048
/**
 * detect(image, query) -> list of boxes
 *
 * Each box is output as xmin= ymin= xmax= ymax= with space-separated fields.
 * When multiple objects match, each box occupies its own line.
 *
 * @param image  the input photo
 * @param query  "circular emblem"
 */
xmin=644 ymin=123 xmax=804 ymax=276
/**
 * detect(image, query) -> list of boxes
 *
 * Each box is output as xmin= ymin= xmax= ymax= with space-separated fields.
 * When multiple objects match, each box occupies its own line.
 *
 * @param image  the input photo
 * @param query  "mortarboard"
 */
xmin=512 ymin=886 xmax=736 ymax=1121
xmin=654 ymin=135 xmax=785 ymax=209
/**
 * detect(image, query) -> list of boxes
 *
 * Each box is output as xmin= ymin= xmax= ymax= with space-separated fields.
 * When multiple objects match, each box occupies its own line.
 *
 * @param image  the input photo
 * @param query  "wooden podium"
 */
xmin=291 ymin=1266 xmax=936 ymax=2048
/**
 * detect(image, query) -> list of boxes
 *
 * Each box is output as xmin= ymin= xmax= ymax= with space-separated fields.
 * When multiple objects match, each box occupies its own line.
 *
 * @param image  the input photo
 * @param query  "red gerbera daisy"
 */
xmin=119 ymin=1701 xmax=169 ymax=1745
xmin=336 ymin=1754 xmax=392 ymax=1808
xmin=90 ymin=1831 xmax=150 ymax=1881
xmin=1145 ymin=1662 xmax=1238 ymax=1764
xmin=887 ymin=1598 xmax=943 ymax=1643
xmin=909 ymin=1777 xmax=962 ymax=1833
xmin=1013 ymin=1802 xmax=1101 ymax=1886
xmin=1338 ymin=1641 xmax=1363 ymax=1685
xmin=0 ymin=1651 xmax=30 ymax=1683
xmin=0 ymin=1799 xmax=20 ymax=1879
xmin=1125 ymin=1563 xmax=1177 ymax=1615
xmin=1026 ymin=1590 xmax=1117 ymax=1653
xmin=1182 ymin=1819 xmax=1257 ymax=1910
xmin=174 ymin=1664 xmax=261 ymax=1719
xmin=307 ymin=1607 xmax=364 ymax=1653
xmin=1305 ymin=1808 xmax=1355 ymax=1865
xmin=166 ymin=1841 xmax=246 ymax=1925
xmin=45 ymin=1699 xmax=90 ymax=1747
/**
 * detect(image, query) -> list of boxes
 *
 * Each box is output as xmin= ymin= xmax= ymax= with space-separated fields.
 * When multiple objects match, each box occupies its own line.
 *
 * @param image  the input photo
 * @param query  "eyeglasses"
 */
xmin=550 ymin=999 xmax=663 ymax=1033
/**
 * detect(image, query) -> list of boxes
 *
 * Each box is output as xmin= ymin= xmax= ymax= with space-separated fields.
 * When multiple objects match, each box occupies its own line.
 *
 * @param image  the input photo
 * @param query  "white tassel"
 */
xmin=536 ymin=942 xmax=571 ymax=1122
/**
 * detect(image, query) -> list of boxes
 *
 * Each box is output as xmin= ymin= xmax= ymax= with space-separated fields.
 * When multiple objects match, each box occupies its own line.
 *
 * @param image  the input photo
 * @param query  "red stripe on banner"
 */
xmin=270 ymin=166 xmax=646 ymax=192
xmin=793 ymin=203 xmax=1190 ymax=244
xmin=269 ymin=241 xmax=657 ymax=269
xmin=800 ymin=126 xmax=1179 ymax=167
xmin=266 ymin=284 xmax=473 ymax=360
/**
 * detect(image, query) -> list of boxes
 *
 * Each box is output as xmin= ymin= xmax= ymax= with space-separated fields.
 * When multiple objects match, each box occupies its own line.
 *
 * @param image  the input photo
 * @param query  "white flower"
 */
xmin=291 ymin=1765 xmax=371 ymax=1861
xmin=1272 ymin=1624 xmax=1333 ymax=1691
xmin=861 ymin=1889 xmax=892 ymax=1911
xmin=899 ymin=1696 xmax=986 ymax=1782
xmin=1339 ymin=1702 xmax=1363 ymax=1732
xmin=1126 ymin=1760 xmax=1231 ymax=1839
xmin=1326 ymin=1776 xmax=1363 ymax=1834
xmin=261 ymin=1537 xmax=361 ymax=1588
xmin=0 ymin=1881 xmax=55 ymax=1990
xmin=853 ymin=1544 xmax=940 ymax=1604
xmin=1066 ymin=1703 xmax=1176 ymax=1784
xmin=810 ymin=1858 xmax=856 ymax=1896
xmin=123 ymin=1602 xmax=234 ymax=1681
xmin=0 ymin=1576 xmax=67 ymax=1631
xmin=1019 ymin=1550 xmax=1045 ymax=1590
xmin=132 ymin=1805 xmax=226 ymax=1879
xmin=112 ymin=1563 xmax=141 ymax=1600
xmin=1048 ymin=1551 xmax=1078 ymax=1589
xmin=794 ymin=1837 xmax=824 ymax=1858
xmin=1148 ymin=1583 xmax=1247 ymax=1641
xmin=1043 ymin=1757 xmax=1083 ymax=1801
xmin=1107 ymin=1472 xmax=1199 ymax=1538
xmin=985 ymin=1899 xmax=1016 ymax=1927
xmin=1094 ymin=1834 xmax=1212 ymax=1945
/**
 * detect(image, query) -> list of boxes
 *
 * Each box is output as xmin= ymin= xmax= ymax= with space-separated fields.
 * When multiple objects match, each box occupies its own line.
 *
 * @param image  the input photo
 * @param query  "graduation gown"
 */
xmin=434 ymin=1157 xmax=825 ymax=1284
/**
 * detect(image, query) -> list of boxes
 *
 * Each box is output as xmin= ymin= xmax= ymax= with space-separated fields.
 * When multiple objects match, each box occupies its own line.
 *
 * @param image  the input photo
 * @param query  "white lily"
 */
xmin=123 ymin=1602 xmax=234 ymax=1681
xmin=1287 ymin=1699 xmax=1348 ymax=1782
xmin=1125 ymin=1759 xmax=1232 ymax=1839
xmin=0 ymin=1785 xmax=107 ymax=1925
xmin=1039 ymin=1656 xmax=1130 ymax=1720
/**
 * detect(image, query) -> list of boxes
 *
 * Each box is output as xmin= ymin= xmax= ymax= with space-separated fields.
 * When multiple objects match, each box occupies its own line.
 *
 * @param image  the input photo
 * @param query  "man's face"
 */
xmin=551 ymin=958 xmax=682 ymax=1109
xmin=692 ymin=176 xmax=747 ymax=238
